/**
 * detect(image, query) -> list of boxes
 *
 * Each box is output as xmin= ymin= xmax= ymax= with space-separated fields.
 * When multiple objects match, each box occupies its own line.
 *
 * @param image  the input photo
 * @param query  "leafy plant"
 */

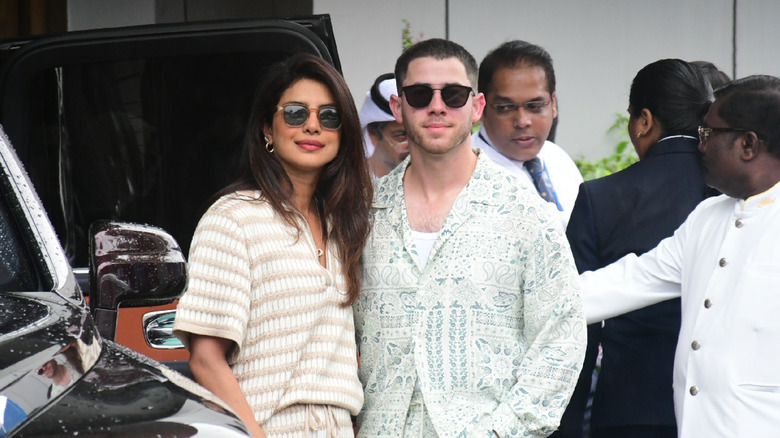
xmin=401 ymin=19 xmax=423 ymax=51
xmin=574 ymin=113 xmax=638 ymax=181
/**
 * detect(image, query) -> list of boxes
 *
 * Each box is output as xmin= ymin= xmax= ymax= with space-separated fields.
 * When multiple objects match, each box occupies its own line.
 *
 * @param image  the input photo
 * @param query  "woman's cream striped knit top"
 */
xmin=173 ymin=190 xmax=363 ymax=425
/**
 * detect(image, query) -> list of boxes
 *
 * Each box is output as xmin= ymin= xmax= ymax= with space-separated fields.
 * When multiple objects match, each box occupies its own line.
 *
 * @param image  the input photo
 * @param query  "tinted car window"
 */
xmin=22 ymin=52 xmax=284 ymax=267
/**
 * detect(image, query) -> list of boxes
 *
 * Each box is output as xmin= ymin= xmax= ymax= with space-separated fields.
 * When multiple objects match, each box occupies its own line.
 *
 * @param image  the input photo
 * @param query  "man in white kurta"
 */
xmin=580 ymin=75 xmax=780 ymax=437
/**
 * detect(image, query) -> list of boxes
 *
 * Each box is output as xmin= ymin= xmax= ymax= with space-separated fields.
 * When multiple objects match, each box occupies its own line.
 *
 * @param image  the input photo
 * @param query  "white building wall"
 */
xmin=737 ymin=0 xmax=780 ymax=78
xmin=66 ymin=0 xmax=780 ymax=160
xmin=320 ymin=0 xmax=756 ymax=160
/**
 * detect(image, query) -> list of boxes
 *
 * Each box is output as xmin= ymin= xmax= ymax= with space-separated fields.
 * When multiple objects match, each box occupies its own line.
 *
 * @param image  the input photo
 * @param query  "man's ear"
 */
xmin=472 ymin=92 xmax=486 ymax=123
xmin=740 ymin=131 xmax=762 ymax=161
xmin=390 ymin=94 xmax=404 ymax=124
xmin=550 ymin=92 xmax=558 ymax=120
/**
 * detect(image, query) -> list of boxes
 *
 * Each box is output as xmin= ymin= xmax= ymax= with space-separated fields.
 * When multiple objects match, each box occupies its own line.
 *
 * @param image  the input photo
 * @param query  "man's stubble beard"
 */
xmin=405 ymin=118 xmax=473 ymax=156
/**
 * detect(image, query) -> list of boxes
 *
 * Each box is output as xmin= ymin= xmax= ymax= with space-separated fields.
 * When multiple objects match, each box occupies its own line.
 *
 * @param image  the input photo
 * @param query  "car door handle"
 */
xmin=142 ymin=310 xmax=184 ymax=349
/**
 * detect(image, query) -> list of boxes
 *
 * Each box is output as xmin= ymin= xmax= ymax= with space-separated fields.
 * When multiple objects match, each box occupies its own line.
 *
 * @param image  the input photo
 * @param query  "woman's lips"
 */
xmin=297 ymin=140 xmax=324 ymax=151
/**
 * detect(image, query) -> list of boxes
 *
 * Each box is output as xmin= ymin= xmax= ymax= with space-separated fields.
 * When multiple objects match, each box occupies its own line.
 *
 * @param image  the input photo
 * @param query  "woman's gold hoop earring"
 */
xmin=638 ymin=131 xmax=644 ymax=137
xmin=264 ymin=136 xmax=274 ymax=153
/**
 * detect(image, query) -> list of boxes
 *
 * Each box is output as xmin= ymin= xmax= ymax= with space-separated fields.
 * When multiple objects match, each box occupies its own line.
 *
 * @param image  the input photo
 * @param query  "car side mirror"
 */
xmin=88 ymin=221 xmax=186 ymax=340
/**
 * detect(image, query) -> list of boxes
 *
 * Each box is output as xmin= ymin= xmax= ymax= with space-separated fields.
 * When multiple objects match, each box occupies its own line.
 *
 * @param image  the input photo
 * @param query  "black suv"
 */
xmin=0 ymin=15 xmax=342 ymax=365
xmin=0 ymin=126 xmax=249 ymax=436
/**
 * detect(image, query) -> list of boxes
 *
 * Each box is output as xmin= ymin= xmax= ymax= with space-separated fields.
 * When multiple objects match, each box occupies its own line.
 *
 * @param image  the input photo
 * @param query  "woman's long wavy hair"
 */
xmin=216 ymin=53 xmax=372 ymax=305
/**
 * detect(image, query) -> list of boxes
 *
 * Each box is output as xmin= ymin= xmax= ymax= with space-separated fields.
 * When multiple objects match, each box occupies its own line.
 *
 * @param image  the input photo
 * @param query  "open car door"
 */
xmin=0 ymin=15 xmax=342 ymax=366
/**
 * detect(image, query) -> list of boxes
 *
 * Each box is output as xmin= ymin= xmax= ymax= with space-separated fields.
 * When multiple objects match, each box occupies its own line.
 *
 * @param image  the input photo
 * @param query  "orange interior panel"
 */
xmin=114 ymin=301 xmax=190 ymax=362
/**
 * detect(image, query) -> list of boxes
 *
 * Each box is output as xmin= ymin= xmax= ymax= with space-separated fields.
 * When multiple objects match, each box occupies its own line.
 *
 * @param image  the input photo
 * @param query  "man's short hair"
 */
xmin=478 ymin=40 xmax=556 ymax=96
xmin=715 ymin=75 xmax=780 ymax=159
xmin=394 ymin=38 xmax=479 ymax=90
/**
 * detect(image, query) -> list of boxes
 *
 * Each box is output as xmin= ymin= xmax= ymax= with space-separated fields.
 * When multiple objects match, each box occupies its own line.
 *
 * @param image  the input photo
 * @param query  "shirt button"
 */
xmin=690 ymin=386 xmax=699 ymax=396
xmin=719 ymin=258 xmax=728 ymax=267
xmin=704 ymin=299 xmax=713 ymax=308
xmin=735 ymin=219 xmax=744 ymax=228
xmin=691 ymin=340 xmax=701 ymax=350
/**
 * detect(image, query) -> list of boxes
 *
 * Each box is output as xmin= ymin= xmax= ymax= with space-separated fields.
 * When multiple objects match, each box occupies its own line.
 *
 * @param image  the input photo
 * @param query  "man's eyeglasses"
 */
xmin=489 ymin=100 xmax=551 ymax=116
xmin=697 ymin=126 xmax=750 ymax=144
xmin=275 ymin=104 xmax=342 ymax=130
xmin=401 ymin=84 xmax=474 ymax=108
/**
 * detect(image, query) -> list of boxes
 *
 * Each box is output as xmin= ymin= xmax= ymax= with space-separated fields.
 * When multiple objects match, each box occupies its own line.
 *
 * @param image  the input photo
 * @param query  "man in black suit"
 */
xmin=565 ymin=59 xmax=716 ymax=438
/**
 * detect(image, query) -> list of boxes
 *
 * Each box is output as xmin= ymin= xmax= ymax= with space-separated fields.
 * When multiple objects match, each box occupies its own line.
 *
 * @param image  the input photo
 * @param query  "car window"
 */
xmin=20 ymin=50 xmax=289 ymax=267
xmin=0 ymin=180 xmax=38 ymax=292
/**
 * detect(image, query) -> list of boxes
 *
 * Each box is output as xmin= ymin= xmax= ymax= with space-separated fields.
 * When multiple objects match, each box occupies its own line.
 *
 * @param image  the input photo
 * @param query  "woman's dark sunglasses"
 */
xmin=401 ymin=84 xmax=474 ymax=108
xmin=275 ymin=104 xmax=342 ymax=130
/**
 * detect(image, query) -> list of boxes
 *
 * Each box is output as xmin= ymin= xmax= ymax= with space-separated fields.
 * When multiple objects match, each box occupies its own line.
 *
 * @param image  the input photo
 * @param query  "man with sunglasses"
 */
xmin=472 ymin=40 xmax=582 ymax=230
xmin=580 ymin=75 xmax=780 ymax=437
xmin=354 ymin=38 xmax=586 ymax=438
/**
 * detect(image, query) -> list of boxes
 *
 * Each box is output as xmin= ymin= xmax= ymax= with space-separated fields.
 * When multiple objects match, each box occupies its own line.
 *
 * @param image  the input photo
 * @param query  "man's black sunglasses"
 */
xmin=401 ymin=84 xmax=474 ymax=108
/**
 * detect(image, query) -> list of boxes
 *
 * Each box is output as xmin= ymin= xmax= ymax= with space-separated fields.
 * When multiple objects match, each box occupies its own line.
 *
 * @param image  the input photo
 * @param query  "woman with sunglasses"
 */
xmin=566 ymin=59 xmax=717 ymax=438
xmin=174 ymin=53 xmax=372 ymax=438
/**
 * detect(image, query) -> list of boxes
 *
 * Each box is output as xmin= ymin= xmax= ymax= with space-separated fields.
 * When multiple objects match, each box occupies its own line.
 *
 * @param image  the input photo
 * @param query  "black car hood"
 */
xmin=12 ymin=340 xmax=247 ymax=437
xmin=1 ymin=291 xmax=247 ymax=437
xmin=0 ymin=291 xmax=92 ymax=369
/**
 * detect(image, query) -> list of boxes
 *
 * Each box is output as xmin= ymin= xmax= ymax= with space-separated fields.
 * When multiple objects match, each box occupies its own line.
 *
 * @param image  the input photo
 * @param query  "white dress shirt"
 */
xmin=471 ymin=127 xmax=583 ymax=229
xmin=580 ymin=181 xmax=780 ymax=437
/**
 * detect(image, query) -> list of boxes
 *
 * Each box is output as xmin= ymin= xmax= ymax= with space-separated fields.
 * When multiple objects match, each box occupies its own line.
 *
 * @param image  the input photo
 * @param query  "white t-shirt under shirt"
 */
xmin=411 ymin=229 xmax=438 ymax=270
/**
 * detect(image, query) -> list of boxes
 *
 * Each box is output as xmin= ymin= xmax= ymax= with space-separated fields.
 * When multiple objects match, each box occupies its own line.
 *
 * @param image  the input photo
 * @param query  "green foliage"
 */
xmin=402 ymin=19 xmax=413 ymax=51
xmin=574 ymin=113 xmax=639 ymax=181
xmin=401 ymin=19 xmax=423 ymax=51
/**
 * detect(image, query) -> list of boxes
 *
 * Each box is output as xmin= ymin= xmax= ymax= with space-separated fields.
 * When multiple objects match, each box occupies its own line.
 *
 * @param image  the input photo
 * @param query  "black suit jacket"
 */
xmin=565 ymin=136 xmax=715 ymax=431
